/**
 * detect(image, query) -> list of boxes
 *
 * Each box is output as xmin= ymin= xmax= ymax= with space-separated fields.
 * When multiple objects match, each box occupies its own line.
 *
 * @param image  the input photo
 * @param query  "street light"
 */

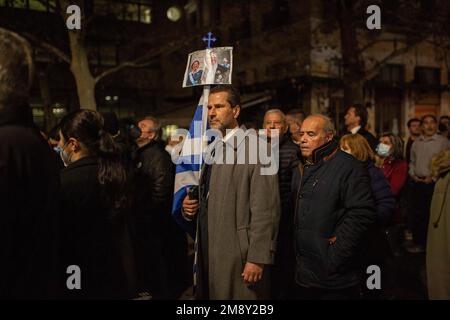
xmin=167 ymin=6 xmax=182 ymax=22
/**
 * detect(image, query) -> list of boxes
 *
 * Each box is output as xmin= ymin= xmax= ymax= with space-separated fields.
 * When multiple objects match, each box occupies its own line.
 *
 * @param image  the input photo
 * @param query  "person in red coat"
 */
xmin=377 ymin=133 xmax=408 ymax=223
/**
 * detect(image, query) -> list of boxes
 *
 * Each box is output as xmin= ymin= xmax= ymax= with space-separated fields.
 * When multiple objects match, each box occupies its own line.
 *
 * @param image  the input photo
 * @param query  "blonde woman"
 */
xmin=340 ymin=134 xmax=397 ymax=299
xmin=340 ymin=134 xmax=395 ymax=225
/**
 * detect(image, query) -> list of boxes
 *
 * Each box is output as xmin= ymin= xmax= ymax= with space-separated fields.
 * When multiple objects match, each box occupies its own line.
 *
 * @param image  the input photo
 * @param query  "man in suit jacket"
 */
xmin=344 ymin=103 xmax=377 ymax=151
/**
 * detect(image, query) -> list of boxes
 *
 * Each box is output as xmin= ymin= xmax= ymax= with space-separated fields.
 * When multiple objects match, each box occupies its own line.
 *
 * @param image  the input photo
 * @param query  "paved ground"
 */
xmin=388 ymin=250 xmax=427 ymax=299
xmin=178 ymin=230 xmax=429 ymax=300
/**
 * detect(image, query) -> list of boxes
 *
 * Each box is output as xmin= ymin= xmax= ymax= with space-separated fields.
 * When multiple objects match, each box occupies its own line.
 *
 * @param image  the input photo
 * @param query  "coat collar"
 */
xmin=0 ymin=105 xmax=33 ymax=127
xmin=63 ymin=156 xmax=98 ymax=172
xmin=223 ymin=126 xmax=248 ymax=151
xmin=137 ymin=139 xmax=162 ymax=153
xmin=310 ymin=139 xmax=339 ymax=165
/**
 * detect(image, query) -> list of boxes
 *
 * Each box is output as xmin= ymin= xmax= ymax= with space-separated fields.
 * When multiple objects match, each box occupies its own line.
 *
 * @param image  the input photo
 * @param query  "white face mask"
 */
xmin=376 ymin=143 xmax=391 ymax=157
xmin=59 ymin=142 xmax=72 ymax=167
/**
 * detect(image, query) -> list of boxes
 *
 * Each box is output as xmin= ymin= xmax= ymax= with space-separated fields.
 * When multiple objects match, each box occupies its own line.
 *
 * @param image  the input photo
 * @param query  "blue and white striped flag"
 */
xmin=171 ymin=88 xmax=210 ymax=237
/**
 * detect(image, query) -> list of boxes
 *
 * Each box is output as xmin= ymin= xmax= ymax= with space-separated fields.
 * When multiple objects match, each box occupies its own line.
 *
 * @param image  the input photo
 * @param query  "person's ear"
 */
xmin=68 ymin=138 xmax=79 ymax=151
xmin=233 ymin=105 xmax=241 ymax=119
xmin=326 ymin=132 xmax=333 ymax=142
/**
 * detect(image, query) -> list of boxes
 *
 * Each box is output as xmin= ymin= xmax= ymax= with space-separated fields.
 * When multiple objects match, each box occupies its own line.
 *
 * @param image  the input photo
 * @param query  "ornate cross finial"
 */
xmin=202 ymin=32 xmax=217 ymax=49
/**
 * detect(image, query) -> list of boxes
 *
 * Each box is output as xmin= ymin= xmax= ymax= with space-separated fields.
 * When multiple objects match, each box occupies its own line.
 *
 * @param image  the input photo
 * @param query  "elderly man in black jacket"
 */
xmin=263 ymin=109 xmax=301 ymax=299
xmin=292 ymin=114 xmax=376 ymax=299
xmin=132 ymin=116 xmax=190 ymax=299
xmin=0 ymin=28 xmax=59 ymax=298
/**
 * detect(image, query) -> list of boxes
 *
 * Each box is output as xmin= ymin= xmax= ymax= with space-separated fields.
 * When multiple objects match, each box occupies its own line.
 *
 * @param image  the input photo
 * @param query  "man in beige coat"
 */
xmin=183 ymin=85 xmax=280 ymax=299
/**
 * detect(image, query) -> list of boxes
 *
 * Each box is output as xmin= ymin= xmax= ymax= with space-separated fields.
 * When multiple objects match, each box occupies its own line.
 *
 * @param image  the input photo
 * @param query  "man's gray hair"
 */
xmin=0 ymin=28 xmax=34 ymax=109
xmin=140 ymin=115 xmax=162 ymax=139
xmin=264 ymin=108 xmax=286 ymax=123
xmin=142 ymin=115 xmax=160 ymax=130
xmin=308 ymin=114 xmax=335 ymax=136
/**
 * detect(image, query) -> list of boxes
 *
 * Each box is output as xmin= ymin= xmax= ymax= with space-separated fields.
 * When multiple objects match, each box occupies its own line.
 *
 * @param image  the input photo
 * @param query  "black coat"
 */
xmin=355 ymin=128 xmax=378 ymax=151
xmin=0 ymin=106 xmax=60 ymax=299
xmin=272 ymin=134 xmax=302 ymax=298
xmin=277 ymin=134 xmax=302 ymax=207
xmin=292 ymin=140 xmax=376 ymax=289
xmin=367 ymin=161 xmax=395 ymax=225
xmin=59 ymin=156 xmax=133 ymax=299
xmin=132 ymin=140 xmax=190 ymax=299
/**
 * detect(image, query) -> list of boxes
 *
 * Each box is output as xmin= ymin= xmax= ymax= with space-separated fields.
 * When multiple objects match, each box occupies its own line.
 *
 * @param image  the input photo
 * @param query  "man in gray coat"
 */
xmin=183 ymin=85 xmax=280 ymax=299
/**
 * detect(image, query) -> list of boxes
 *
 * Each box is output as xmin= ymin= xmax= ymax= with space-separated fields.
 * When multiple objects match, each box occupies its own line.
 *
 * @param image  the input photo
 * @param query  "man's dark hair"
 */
xmin=210 ymin=85 xmax=241 ymax=108
xmin=0 ymin=28 xmax=34 ymax=110
xmin=439 ymin=115 xmax=450 ymax=123
xmin=102 ymin=112 xmax=120 ymax=136
xmin=287 ymin=108 xmax=306 ymax=122
xmin=421 ymin=114 xmax=437 ymax=123
xmin=47 ymin=124 xmax=60 ymax=141
xmin=407 ymin=118 xmax=421 ymax=128
xmin=346 ymin=103 xmax=368 ymax=127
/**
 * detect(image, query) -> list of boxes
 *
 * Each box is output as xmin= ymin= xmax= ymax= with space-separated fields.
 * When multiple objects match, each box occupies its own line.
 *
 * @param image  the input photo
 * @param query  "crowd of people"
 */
xmin=1 ymin=28 xmax=450 ymax=300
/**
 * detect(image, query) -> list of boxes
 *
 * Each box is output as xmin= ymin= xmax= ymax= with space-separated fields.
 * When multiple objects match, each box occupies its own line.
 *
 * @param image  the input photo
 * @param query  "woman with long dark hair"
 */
xmin=57 ymin=109 xmax=135 ymax=299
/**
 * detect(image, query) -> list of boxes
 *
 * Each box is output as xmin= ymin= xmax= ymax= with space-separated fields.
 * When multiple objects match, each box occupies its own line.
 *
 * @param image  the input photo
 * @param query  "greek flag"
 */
xmin=171 ymin=89 xmax=209 ymax=237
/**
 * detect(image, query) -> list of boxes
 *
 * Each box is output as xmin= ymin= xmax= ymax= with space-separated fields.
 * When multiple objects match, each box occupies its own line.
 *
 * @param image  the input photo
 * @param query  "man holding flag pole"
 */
xmin=172 ymin=33 xmax=281 ymax=300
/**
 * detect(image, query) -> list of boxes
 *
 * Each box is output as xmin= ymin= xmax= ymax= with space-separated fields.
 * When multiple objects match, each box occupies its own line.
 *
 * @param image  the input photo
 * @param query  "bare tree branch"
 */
xmin=22 ymin=32 xmax=71 ymax=64
xmin=94 ymin=34 xmax=199 ymax=85
xmin=365 ymin=36 xmax=427 ymax=79
xmin=359 ymin=38 xmax=402 ymax=54
xmin=34 ymin=0 xmax=57 ymax=11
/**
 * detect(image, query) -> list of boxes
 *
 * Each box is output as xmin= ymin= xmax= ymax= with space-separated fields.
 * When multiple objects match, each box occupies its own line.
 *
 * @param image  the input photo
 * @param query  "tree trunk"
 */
xmin=37 ymin=69 xmax=55 ymax=131
xmin=337 ymin=0 xmax=365 ymax=107
xmin=68 ymin=30 xmax=97 ymax=110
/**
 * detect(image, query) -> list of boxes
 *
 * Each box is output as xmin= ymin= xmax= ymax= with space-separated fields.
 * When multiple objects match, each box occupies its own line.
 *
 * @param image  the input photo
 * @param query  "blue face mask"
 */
xmin=58 ymin=143 xmax=72 ymax=167
xmin=376 ymin=143 xmax=391 ymax=157
xmin=53 ymin=146 xmax=62 ymax=154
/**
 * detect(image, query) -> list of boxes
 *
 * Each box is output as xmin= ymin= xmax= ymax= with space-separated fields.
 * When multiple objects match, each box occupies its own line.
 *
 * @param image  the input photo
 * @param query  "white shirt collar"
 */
xmin=350 ymin=125 xmax=361 ymax=134
xmin=222 ymin=126 xmax=239 ymax=143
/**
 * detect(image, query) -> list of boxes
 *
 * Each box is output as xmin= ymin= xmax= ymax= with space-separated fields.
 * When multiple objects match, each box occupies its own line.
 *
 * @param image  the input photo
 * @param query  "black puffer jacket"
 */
xmin=131 ymin=140 xmax=190 ymax=298
xmin=277 ymin=134 xmax=302 ymax=207
xmin=292 ymin=140 xmax=376 ymax=289
xmin=271 ymin=134 xmax=302 ymax=298
xmin=366 ymin=161 xmax=395 ymax=225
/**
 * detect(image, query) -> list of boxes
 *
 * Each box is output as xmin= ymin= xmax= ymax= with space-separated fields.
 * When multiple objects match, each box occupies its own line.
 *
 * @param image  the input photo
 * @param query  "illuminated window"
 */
xmin=124 ymin=3 xmax=139 ymax=22
xmin=163 ymin=125 xmax=180 ymax=141
xmin=141 ymin=5 xmax=152 ymax=24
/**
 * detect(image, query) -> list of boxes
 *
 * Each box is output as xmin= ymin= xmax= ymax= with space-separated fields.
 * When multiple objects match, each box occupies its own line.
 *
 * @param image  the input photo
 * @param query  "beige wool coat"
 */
xmin=196 ymin=130 xmax=281 ymax=300
xmin=427 ymin=148 xmax=450 ymax=300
